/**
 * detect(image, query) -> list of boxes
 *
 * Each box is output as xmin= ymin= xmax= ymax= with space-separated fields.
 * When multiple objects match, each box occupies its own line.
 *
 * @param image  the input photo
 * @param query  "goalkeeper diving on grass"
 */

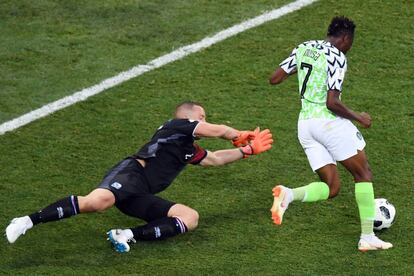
xmin=268 ymin=16 xmax=392 ymax=251
xmin=5 ymin=101 xmax=272 ymax=253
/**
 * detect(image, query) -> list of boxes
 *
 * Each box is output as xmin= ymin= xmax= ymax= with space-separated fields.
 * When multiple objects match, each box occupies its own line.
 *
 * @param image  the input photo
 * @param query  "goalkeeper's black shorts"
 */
xmin=97 ymin=158 xmax=175 ymax=222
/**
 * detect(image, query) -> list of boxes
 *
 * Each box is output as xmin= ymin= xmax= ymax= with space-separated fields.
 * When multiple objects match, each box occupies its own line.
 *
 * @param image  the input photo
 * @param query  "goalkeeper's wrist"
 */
xmin=239 ymin=145 xmax=253 ymax=158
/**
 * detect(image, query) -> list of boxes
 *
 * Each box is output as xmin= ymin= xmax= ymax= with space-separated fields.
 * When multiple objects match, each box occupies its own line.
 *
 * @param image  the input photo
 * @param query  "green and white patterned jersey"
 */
xmin=280 ymin=40 xmax=347 ymax=120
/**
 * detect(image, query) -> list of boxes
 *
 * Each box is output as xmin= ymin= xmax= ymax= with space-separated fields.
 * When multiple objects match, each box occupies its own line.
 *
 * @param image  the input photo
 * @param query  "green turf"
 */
xmin=0 ymin=0 xmax=291 ymax=122
xmin=1 ymin=0 xmax=414 ymax=274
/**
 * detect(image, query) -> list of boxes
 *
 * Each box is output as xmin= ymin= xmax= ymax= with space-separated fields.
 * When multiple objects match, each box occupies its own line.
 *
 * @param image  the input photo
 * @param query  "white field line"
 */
xmin=0 ymin=0 xmax=317 ymax=135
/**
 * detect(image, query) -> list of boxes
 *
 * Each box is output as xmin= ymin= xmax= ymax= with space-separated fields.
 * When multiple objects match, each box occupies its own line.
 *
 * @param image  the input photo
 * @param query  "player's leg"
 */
xmin=340 ymin=150 xmax=392 ymax=251
xmin=341 ymin=150 xmax=373 ymax=236
xmin=327 ymin=119 xmax=391 ymax=250
xmin=78 ymin=188 xmax=116 ymax=212
xmin=5 ymin=188 xmax=115 ymax=243
xmin=317 ymin=164 xmax=341 ymax=198
xmin=289 ymin=164 xmax=340 ymax=202
xmin=340 ymin=149 xmax=372 ymax=182
xmin=270 ymin=166 xmax=333 ymax=225
xmin=119 ymin=199 xmax=195 ymax=240
xmin=123 ymin=203 xmax=196 ymax=241
xmin=5 ymin=158 xmax=132 ymax=244
xmin=271 ymin=120 xmax=334 ymax=225
xmin=127 ymin=203 xmax=197 ymax=240
xmin=167 ymin=203 xmax=199 ymax=231
xmin=107 ymin=195 xmax=194 ymax=252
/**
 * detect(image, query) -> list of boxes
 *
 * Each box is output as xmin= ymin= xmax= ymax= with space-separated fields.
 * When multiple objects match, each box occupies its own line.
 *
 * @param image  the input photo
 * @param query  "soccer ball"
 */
xmin=373 ymin=198 xmax=396 ymax=231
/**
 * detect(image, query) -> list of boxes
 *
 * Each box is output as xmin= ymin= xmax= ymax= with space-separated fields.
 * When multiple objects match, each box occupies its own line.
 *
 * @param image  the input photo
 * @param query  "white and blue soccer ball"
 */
xmin=374 ymin=198 xmax=396 ymax=231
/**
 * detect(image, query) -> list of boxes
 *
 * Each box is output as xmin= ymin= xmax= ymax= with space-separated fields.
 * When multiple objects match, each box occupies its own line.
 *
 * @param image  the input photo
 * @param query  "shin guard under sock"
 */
xmin=29 ymin=195 xmax=80 ymax=225
xmin=355 ymin=182 xmax=375 ymax=235
xmin=292 ymin=182 xmax=330 ymax=202
xmin=130 ymin=217 xmax=188 ymax=241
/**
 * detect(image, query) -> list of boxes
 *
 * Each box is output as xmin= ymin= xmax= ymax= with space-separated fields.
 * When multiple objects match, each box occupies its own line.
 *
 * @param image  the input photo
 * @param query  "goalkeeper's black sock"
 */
xmin=130 ymin=217 xmax=188 ymax=241
xmin=29 ymin=195 xmax=80 ymax=225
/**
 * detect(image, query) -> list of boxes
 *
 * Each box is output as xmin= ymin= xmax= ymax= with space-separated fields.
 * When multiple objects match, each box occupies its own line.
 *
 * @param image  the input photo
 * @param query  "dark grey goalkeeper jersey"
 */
xmin=132 ymin=119 xmax=207 ymax=194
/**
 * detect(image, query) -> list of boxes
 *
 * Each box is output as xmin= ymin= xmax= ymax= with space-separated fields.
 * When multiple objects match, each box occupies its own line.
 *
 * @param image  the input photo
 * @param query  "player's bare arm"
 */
xmin=194 ymin=122 xmax=240 ymax=140
xmin=199 ymin=149 xmax=244 ymax=166
xmin=326 ymin=90 xmax=372 ymax=128
xmin=199 ymin=128 xmax=274 ymax=166
xmin=269 ymin=67 xmax=296 ymax=85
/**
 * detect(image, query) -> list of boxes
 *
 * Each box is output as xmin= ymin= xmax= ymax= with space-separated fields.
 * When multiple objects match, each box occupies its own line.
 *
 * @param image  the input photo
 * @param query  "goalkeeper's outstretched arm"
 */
xmin=199 ymin=149 xmax=246 ymax=166
xmin=194 ymin=122 xmax=240 ymax=140
xmin=199 ymin=128 xmax=273 ymax=167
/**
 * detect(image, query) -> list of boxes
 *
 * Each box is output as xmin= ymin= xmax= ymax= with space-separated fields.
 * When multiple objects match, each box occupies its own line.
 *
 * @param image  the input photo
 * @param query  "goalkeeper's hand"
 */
xmin=240 ymin=128 xmax=273 ymax=156
xmin=232 ymin=130 xmax=255 ymax=147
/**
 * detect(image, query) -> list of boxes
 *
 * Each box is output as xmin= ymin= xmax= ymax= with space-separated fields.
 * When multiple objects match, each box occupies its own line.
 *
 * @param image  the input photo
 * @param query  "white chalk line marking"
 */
xmin=0 ymin=0 xmax=317 ymax=135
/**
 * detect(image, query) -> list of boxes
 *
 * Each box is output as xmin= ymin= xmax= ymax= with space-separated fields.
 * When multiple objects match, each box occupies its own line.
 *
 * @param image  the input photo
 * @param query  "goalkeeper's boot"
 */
xmin=107 ymin=229 xmax=136 ymax=253
xmin=270 ymin=185 xmax=292 ymax=225
xmin=5 ymin=216 xmax=33 ymax=243
xmin=358 ymin=234 xmax=393 ymax=252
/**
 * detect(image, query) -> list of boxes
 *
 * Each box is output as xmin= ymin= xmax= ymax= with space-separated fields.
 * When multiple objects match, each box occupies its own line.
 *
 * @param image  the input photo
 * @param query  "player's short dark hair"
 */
xmin=327 ymin=16 xmax=356 ymax=37
xmin=175 ymin=101 xmax=204 ymax=114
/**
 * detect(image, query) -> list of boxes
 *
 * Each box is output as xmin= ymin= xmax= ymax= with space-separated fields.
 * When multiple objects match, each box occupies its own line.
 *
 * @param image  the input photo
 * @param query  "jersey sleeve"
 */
xmin=169 ymin=119 xmax=200 ymax=137
xmin=326 ymin=50 xmax=347 ymax=92
xmin=189 ymin=143 xmax=207 ymax=165
xmin=279 ymin=47 xmax=298 ymax=74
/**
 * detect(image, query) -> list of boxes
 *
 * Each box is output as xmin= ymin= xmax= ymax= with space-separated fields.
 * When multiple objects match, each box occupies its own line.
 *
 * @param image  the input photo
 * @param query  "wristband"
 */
xmin=240 ymin=145 xmax=253 ymax=158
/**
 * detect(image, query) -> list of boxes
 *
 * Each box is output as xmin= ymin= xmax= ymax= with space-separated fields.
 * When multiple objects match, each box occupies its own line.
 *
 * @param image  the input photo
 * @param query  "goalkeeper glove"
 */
xmin=232 ymin=130 xmax=255 ymax=147
xmin=239 ymin=128 xmax=273 ymax=157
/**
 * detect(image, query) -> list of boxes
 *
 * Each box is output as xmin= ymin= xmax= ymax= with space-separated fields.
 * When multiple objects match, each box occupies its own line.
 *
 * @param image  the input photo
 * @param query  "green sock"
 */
xmin=355 ymin=182 xmax=375 ymax=235
xmin=292 ymin=182 xmax=330 ymax=202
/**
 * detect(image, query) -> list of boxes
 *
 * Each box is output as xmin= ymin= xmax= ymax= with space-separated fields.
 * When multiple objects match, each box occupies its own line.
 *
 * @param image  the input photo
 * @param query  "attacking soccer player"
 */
xmin=268 ymin=16 xmax=392 ymax=251
xmin=6 ymin=101 xmax=273 ymax=253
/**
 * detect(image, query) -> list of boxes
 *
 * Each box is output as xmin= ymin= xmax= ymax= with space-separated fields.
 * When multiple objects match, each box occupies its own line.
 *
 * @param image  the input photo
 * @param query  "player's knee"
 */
xmin=183 ymin=209 xmax=199 ymax=231
xmin=88 ymin=199 xmax=107 ymax=212
xmin=80 ymin=195 xmax=114 ymax=212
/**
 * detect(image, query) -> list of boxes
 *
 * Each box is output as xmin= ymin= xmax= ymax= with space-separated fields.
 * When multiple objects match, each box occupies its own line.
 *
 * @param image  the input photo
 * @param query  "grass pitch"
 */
xmin=1 ymin=0 xmax=413 ymax=274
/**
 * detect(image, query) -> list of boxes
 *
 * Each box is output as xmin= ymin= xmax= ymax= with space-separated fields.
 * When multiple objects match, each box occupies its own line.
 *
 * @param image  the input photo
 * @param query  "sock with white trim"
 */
xmin=29 ymin=195 xmax=80 ymax=225
xmin=355 ymin=182 xmax=375 ymax=235
xmin=292 ymin=182 xmax=330 ymax=202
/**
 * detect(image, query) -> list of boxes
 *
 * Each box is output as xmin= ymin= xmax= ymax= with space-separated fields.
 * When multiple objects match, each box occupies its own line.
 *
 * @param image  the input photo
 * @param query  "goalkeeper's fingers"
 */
xmin=251 ymin=143 xmax=272 ymax=154
xmin=258 ymin=129 xmax=271 ymax=138
xmin=257 ymin=129 xmax=273 ymax=144
xmin=260 ymin=133 xmax=273 ymax=141
xmin=253 ymin=133 xmax=273 ymax=154
xmin=260 ymin=144 xmax=272 ymax=153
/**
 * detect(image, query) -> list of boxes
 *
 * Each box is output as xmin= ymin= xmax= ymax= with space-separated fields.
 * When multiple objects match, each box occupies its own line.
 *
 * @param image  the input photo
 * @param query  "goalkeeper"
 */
xmin=6 ymin=101 xmax=272 ymax=253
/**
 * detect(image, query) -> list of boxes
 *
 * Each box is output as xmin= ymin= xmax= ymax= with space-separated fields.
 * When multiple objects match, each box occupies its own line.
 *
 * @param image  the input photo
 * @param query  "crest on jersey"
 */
xmin=111 ymin=182 xmax=122 ymax=190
